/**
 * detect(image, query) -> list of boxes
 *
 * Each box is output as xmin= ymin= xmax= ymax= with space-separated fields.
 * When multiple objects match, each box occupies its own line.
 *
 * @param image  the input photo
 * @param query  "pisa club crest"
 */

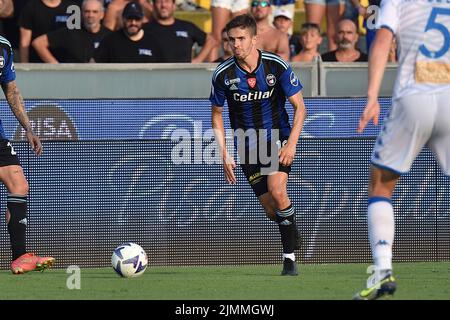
xmin=247 ymin=77 xmax=256 ymax=88
xmin=266 ymin=74 xmax=276 ymax=86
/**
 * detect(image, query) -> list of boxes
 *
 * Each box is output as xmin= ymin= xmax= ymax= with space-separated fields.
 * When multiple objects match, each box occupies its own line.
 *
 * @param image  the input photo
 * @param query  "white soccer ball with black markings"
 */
xmin=111 ymin=243 xmax=148 ymax=278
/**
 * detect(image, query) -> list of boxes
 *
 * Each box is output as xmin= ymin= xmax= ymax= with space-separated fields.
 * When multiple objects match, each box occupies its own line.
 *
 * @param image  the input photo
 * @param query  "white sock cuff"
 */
xmin=283 ymin=253 xmax=295 ymax=261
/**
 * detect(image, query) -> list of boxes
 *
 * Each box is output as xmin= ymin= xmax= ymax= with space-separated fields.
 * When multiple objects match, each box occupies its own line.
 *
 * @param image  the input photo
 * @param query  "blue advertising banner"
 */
xmin=0 ymin=139 xmax=448 ymax=269
xmin=0 ymin=98 xmax=391 ymax=141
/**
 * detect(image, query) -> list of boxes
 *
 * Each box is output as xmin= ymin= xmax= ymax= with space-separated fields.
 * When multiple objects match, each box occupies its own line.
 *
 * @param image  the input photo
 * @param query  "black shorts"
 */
xmin=240 ymin=162 xmax=291 ymax=197
xmin=0 ymin=139 xmax=21 ymax=167
xmin=238 ymin=138 xmax=291 ymax=197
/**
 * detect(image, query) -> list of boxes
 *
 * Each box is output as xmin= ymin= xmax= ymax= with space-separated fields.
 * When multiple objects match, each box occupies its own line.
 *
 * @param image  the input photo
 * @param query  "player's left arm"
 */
xmin=279 ymin=91 xmax=307 ymax=166
xmin=1 ymin=81 xmax=43 ymax=156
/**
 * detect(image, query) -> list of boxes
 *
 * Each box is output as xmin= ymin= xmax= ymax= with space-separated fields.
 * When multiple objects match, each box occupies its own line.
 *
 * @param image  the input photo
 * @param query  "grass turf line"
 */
xmin=0 ymin=262 xmax=449 ymax=300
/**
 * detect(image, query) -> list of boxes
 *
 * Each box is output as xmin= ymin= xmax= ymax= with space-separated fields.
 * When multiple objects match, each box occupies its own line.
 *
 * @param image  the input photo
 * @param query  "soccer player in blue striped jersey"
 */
xmin=210 ymin=14 xmax=307 ymax=276
xmin=1 ymin=35 xmax=55 ymax=274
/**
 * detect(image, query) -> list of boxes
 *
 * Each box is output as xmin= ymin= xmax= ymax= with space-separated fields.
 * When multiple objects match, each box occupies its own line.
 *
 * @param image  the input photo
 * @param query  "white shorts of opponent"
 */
xmin=371 ymin=90 xmax=450 ymax=177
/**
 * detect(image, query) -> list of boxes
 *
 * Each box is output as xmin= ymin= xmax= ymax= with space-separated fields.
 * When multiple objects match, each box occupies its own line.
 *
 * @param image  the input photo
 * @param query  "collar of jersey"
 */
xmin=234 ymin=49 xmax=262 ymax=76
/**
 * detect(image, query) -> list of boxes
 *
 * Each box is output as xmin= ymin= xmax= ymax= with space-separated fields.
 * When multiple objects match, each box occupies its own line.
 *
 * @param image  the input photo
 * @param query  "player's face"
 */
xmin=336 ymin=20 xmax=358 ymax=49
xmin=153 ymin=0 xmax=176 ymax=20
xmin=227 ymin=27 xmax=257 ymax=60
xmin=273 ymin=16 xmax=291 ymax=34
xmin=82 ymin=0 xmax=104 ymax=31
xmin=250 ymin=0 xmax=271 ymax=21
xmin=124 ymin=18 xmax=144 ymax=36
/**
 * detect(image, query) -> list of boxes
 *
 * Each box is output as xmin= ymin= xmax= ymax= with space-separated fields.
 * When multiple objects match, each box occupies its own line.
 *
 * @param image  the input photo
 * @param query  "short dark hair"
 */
xmin=300 ymin=23 xmax=321 ymax=34
xmin=225 ymin=14 xmax=257 ymax=36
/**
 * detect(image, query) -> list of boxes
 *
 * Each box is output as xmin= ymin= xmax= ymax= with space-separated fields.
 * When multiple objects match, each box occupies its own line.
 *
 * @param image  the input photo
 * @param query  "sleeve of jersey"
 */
xmin=375 ymin=0 xmax=400 ymax=35
xmin=279 ymin=66 xmax=302 ymax=98
xmin=209 ymin=77 xmax=226 ymax=107
xmin=0 ymin=48 xmax=16 ymax=85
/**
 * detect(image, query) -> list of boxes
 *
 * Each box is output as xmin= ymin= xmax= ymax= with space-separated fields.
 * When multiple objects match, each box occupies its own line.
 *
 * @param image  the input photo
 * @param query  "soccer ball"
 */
xmin=111 ymin=242 xmax=148 ymax=278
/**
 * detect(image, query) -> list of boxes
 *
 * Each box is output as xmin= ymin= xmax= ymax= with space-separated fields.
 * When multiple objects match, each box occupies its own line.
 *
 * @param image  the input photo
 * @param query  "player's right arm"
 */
xmin=0 ymin=47 xmax=42 ymax=156
xmin=358 ymin=0 xmax=398 ymax=133
xmin=212 ymin=105 xmax=236 ymax=184
xmin=32 ymin=34 xmax=58 ymax=63
xmin=1 ymin=81 xmax=43 ymax=156
xmin=358 ymin=28 xmax=393 ymax=133
xmin=210 ymin=71 xmax=236 ymax=184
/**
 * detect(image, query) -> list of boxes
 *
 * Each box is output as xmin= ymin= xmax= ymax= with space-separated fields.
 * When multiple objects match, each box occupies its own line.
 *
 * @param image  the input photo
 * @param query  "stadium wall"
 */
xmin=14 ymin=62 xmax=398 ymax=98
xmin=0 ymin=97 xmax=448 ymax=269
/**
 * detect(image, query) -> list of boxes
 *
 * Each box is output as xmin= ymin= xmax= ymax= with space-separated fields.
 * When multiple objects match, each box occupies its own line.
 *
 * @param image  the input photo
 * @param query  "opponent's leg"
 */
xmin=1 ymin=165 xmax=54 ymax=274
xmin=354 ymin=166 xmax=399 ymax=300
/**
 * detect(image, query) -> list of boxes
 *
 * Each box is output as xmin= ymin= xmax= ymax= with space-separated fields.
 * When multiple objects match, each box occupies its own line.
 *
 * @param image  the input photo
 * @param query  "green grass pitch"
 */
xmin=0 ymin=262 xmax=449 ymax=300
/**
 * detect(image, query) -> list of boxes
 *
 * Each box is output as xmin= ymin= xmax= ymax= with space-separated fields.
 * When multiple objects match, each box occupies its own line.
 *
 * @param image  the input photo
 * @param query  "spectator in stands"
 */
xmin=19 ymin=0 xmax=78 ymax=62
xmin=250 ymin=0 xmax=289 ymax=61
xmin=145 ymin=0 xmax=217 ymax=63
xmin=348 ymin=0 xmax=396 ymax=62
xmin=0 ymin=0 xmax=14 ymax=36
xmin=272 ymin=8 xmax=301 ymax=60
xmin=32 ymin=0 xmax=111 ymax=63
xmin=209 ymin=0 xmax=249 ymax=62
xmin=214 ymin=28 xmax=233 ymax=62
xmin=1 ymin=0 xmax=29 ymax=55
xmin=93 ymin=1 xmax=161 ymax=62
xmin=348 ymin=0 xmax=374 ymax=52
xmin=270 ymin=0 xmax=296 ymax=34
xmin=0 ymin=0 xmax=13 ymax=18
xmin=103 ymin=0 xmax=152 ymax=31
xmin=291 ymin=22 xmax=322 ymax=62
xmin=304 ymin=0 xmax=345 ymax=51
xmin=321 ymin=18 xmax=367 ymax=62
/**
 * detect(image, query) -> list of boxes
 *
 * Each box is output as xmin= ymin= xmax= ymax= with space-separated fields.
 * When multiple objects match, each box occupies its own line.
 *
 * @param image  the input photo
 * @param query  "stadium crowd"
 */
xmin=0 ymin=0 xmax=396 ymax=63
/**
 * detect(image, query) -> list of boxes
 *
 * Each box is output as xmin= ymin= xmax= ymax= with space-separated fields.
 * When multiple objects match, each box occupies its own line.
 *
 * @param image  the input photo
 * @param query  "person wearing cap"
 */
xmin=250 ymin=0 xmax=289 ymax=61
xmin=145 ymin=0 xmax=217 ymax=63
xmin=269 ymin=0 xmax=296 ymax=31
xmin=32 ymin=0 xmax=111 ymax=63
xmin=272 ymin=8 xmax=301 ymax=60
xmin=93 ymin=1 xmax=161 ymax=62
xmin=103 ymin=0 xmax=153 ymax=31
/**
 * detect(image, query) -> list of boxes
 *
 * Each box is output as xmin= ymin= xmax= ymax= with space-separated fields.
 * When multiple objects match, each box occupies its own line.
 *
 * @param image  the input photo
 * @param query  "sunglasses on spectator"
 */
xmin=251 ymin=1 xmax=271 ymax=8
